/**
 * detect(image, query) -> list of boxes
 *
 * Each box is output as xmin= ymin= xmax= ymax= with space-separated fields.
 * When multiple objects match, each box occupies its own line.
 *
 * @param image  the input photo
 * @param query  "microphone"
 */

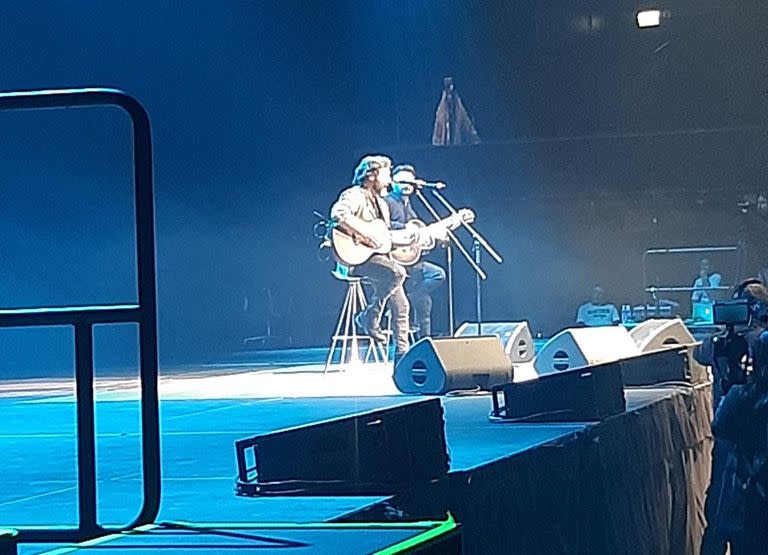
xmin=395 ymin=178 xmax=446 ymax=190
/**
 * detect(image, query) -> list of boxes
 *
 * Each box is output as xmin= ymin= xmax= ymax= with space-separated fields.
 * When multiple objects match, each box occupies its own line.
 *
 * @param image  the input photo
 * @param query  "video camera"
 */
xmin=712 ymin=299 xmax=751 ymax=326
xmin=696 ymin=287 xmax=768 ymax=396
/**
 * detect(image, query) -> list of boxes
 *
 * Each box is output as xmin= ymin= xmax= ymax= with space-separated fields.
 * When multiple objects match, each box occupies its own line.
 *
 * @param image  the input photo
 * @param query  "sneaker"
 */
xmin=355 ymin=312 xmax=387 ymax=343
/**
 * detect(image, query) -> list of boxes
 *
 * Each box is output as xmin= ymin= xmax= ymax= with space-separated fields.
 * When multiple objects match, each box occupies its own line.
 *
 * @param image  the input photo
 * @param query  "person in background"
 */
xmin=692 ymin=258 xmax=723 ymax=304
xmin=576 ymin=285 xmax=620 ymax=327
xmin=738 ymin=193 xmax=768 ymax=282
xmin=432 ymin=76 xmax=480 ymax=146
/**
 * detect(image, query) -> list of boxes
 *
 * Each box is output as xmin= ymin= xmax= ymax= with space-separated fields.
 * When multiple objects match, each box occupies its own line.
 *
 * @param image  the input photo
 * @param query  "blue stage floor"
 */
xmin=0 ymin=362 xmax=684 ymax=554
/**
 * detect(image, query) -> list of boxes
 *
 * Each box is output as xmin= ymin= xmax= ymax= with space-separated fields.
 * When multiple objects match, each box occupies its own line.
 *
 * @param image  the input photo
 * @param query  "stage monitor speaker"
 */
xmin=534 ymin=326 xmax=640 ymax=375
xmin=235 ymin=398 xmax=449 ymax=496
xmin=491 ymin=360 xmax=626 ymax=422
xmin=394 ymin=336 xmax=513 ymax=394
xmin=620 ymin=344 xmax=709 ymax=386
xmin=629 ymin=318 xmax=696 ymax=353
xmin=454 ymin=321 xmax=534 ymax=362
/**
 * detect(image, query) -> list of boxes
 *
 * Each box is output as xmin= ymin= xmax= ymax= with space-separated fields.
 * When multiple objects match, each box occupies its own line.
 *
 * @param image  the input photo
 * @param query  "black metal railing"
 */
xmin=0 ymin=88 xmax=160 ymax=543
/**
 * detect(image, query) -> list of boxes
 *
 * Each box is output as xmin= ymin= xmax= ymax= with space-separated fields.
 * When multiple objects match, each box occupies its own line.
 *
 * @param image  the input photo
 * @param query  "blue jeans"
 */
xmin=354 ymin=255 xmax=410 ymax=355
xmin=406 ymin=261 xmax=446 ymax=338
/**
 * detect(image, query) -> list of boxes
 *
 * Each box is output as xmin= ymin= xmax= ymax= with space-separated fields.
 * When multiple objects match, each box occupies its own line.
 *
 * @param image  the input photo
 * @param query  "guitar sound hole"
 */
xmin=411 ymin=361 xmax=428 ymax=386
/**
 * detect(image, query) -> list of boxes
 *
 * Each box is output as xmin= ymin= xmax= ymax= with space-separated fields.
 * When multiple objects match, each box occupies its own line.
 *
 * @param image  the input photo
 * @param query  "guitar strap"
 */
xmin=404 ymin=197 xmax=418 ymax=222
xmin=365 ymin=189 xmax=385 ymax=221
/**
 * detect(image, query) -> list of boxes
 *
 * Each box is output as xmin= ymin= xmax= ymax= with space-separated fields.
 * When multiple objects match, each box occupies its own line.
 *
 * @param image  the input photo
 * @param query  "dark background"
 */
xmin=0 ymin=1 xmax=765 ymax=376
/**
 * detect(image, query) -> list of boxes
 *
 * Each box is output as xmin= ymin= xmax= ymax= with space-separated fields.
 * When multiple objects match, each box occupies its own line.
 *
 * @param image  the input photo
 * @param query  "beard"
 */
xmin=376 ymin=181 xmax=391 ymax=197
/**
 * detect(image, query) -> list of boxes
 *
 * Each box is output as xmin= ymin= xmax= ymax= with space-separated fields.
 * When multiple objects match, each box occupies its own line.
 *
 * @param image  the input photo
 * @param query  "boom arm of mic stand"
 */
xmin=413 ymin=189 xmax=487 ymax=280
xmin=431 ymin=190 xmax=503 ymax=264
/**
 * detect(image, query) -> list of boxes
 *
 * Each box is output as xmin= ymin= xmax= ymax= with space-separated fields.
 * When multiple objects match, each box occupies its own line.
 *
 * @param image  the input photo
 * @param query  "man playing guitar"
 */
xmin=329 ymin=155 xmax=472 ymax=364
xmin=330 ymin=155 xmax=411 ymax=362
xmin=386 ymin=164 xmax=446 ymax=340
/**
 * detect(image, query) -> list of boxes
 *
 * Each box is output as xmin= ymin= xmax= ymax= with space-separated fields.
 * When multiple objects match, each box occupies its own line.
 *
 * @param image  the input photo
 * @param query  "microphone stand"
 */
xmin=431 ymin=190 xmax=503 ymax=264
xmin=427 ymin=189 xmax=503 ymax=334
xmin=474 ymin=239 xmax=482 ymax=335
xmin=412 ymin=187 xmax=497 ymax=335
xmin=446 ymin=243 xmax=455 ymax=334
xmin=412 ymin=188 xmax=487 ymax=277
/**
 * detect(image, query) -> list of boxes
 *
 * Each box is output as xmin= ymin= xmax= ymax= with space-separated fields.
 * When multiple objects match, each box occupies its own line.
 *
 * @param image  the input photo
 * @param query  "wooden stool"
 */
xmin=325 ymin=268 xmax=389 ymax=372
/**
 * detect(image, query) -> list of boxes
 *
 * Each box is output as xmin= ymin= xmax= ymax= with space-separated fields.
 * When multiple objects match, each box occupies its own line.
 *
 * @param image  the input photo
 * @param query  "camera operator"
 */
xmin=699 ymin=281 xmax=768 ymax=554
xmin=712 ymin=342 xmax=768 ymax=553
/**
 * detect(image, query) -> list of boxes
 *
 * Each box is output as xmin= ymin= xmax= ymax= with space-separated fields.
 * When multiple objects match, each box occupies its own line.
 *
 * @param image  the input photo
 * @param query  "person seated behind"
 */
xmin=692 ymin=258 xmax=722 ymax=304
xmin=385 ymin=164 xmax=446 ymax=339
xmin=576 ymin=285 xmax=620 ymax=327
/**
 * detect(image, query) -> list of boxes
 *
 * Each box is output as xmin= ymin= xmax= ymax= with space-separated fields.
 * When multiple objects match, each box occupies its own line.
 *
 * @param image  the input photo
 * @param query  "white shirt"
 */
xmin=691 ymin=273 xmax=721 ymax=303
xmin=576 ymin=302 xmax=620 ymax=327
xmin=330 ymin=185 xmax=418 ymax=246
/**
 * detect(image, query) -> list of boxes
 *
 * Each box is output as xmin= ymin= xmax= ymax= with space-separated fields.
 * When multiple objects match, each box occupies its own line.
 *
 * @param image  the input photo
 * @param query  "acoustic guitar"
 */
xmin=332 ymin=208 xmax=474 ymax=266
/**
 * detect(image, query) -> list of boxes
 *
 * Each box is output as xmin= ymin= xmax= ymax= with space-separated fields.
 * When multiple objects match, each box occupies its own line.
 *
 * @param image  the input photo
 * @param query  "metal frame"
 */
xmin=642 ymin=245 xmax=741 ymax=301
xmin=0 ymin=88 xmax=159 ymax=543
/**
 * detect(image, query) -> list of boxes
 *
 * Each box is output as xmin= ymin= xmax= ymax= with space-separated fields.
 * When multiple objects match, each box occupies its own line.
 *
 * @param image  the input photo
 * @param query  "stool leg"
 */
xmin=360 ymin=283 xmax=385 ymax=364
xmin=351 ymin=281 xmax=370 ymax=367
xmin=325 ymin=282 xmax=353 ymax=373
xmin=347 ymin=284 xmax=361 ymax=367
xmin=327 ymin=278 xmax=397 ymax=373
xmin=360 ymin=285 xmax=373 ymax=364
xmin=341 ymin=284 xmax=357 ymax=368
